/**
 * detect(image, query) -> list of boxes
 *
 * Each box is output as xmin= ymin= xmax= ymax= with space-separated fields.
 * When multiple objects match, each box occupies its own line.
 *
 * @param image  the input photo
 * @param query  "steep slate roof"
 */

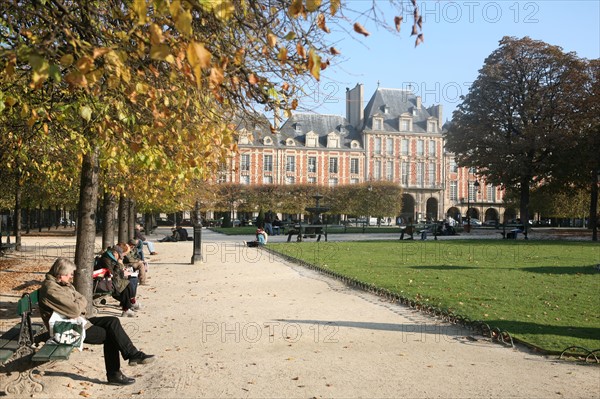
xmin=278 ymin=113 xmax=362 ymax=148
xmin=363 ymin=88 xmax=435 ymax=133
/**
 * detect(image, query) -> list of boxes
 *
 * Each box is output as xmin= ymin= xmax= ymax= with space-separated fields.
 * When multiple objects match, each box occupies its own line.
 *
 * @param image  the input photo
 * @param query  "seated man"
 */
xmin=176 ymin=225 xmax=189 ymax=241
xmin=158 ymin=228 xmax=180 ymax=242
xmin=121 ymin=241 xmax=148 ymax=285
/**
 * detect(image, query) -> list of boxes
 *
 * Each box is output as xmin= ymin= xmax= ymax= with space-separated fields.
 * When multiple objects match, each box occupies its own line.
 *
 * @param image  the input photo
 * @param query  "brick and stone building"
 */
xmin=221 ymin=84 xmax=507 ymax=223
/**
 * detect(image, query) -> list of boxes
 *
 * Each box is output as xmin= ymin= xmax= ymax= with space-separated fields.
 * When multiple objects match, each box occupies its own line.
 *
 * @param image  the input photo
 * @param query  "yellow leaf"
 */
xmin=212 ymin=0 xmax=235 ymax=20
xmin=209 ymin=67 xmax=224 ymax=88
xmin=150 ymin=24 xmax=163 ymax=45
xmin=330 ymin=0 xmax=340 ymax=15
xmin=267 ymin=33 xmax=277 ymax=47
xmin=278 ymin=47 xmax=288 ymax=63
xmin=291 ymin=99 xmax=298 ymax=110
xmin=29 ymin=55 xmax=49 ymax=86
xmin=288 ymin=0 xmax=303 ymax=18
xmin=170 ymin=0 xmax=181 ymax=17
xmin=132 ymin=0 xmax=147 ymax=25
xmin=233 ymin=48 xmax=245 ymax=65
xmin=316 ymin=13 xmax=330 ymax=33
xmin=248 ymin=74 xmax=258 ymax=85
xmin=60 ymin=54 xmax=74 ymax=67
xmin=175 ymin=9 xmax=193 ymax=37
xmin=76 ymin=56 xmax=94 ymax=73
xmin=151 ymin=44 xmax=173 ymax=62
xmin=306 ymin=0 xmax=321 ymax=12
xmin=296 ymin=42 xmax=306 ymax=59
xmin=5 ymin=96 xmax=17 ymax=107
xmin=80 ymin=105 xmax=92 ymax=122
xmin=92 ymin=47 xmax=111 ymax=59
xmin=330 ymin=47 xmax=341 ymax=55
xmin=307 ymin=48 xmax=320 ymax=81
xmin=65 ymin=71 xmax=88 ymax=88
xmin=186 ymin=42 xmax=211 ymax=69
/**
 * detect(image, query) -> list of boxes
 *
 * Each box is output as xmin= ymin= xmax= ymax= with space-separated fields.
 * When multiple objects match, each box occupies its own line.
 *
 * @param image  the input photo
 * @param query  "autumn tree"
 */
xmin=446 ymin=37 xmax=582 ymax=234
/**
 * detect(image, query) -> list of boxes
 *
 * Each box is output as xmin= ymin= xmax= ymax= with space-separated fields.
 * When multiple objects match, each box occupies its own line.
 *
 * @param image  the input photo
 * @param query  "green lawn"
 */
xmin=268 ymin=240 xmax=600 ymax=353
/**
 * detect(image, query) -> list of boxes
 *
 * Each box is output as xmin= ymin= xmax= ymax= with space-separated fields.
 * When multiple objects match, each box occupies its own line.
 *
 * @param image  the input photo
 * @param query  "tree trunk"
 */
xmin=144 ymin=212 xmax=153 ymax=235
xmin=102 ymin=192 xmax=117 ymax=250
xmin=118 ymin=193 xmax=128 ymax=243
xmin=520 ymin=176 xmax=530 ymax=238
xmin=590 ymin=170 xmax=598 ymax=241
xmin=74 ymin=149 xmax=99 ymax=315
xmin=128 ymin=198 xmax=136 ymax=242
xmin=13 ymin=176 xmax=22 ymax=250
xmin=25 ymin=206 xmax=31 ymax=234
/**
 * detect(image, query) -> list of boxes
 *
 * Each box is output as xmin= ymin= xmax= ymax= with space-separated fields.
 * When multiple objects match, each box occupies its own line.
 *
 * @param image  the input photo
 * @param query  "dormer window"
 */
xmin=412 ymin=108 xmax=417 ymax=116
xmin=238 ymin=131 xmax=251 ymax=145
xmin=306 ymin=131 xmax=318 ymax=147
xmin=400 ymin=118 xmax=411 ymax=132
xmin=327 ymin=132 xmax=340 ymax=148
xmin=373 ymin=117 xmax=383 ymax=131
xmin=286 ymin=138 xmax=295 ymax=146
xmin=295 ymin=123 xmax=302 ymax=133
xmin=351 ymin=140 xmax=360 ymax=149
xmin=383 ymin=105 xmax=390 ymax=114
xmin=427 ymin=120 xmax=437 ymax=133
xmin=263 ymin=136 xmax=273 ymax=145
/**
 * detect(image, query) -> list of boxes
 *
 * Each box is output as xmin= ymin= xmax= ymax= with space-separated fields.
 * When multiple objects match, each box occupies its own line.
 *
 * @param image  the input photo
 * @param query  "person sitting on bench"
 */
xmin=96 ymin=246 xmax=140 ymax=317
xmin=38 ymin=258 xmax=155 ymax=386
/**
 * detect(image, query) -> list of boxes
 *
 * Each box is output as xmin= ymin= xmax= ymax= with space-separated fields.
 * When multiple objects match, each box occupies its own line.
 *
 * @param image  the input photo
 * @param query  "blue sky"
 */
xmin=306 ymin=0 xmax=600 ymax=123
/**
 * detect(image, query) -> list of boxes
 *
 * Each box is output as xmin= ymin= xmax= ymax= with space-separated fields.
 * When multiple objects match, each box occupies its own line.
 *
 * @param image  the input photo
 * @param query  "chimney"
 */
xmin=346 ymin=83 xmax=364 ymax=129
xmin=416 ymin=96 xmax=422 ymax=110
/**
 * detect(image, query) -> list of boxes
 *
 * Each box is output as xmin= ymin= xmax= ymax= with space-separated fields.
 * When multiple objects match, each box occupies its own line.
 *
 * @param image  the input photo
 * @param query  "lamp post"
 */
xmin=191 ymin=200 xmax=203 ymax=264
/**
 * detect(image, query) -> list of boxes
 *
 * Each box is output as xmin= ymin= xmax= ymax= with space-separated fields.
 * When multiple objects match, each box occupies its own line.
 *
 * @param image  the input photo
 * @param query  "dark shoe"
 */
xmin=107 ymin=371 xmax=135 ymax=385
xmin=150 ymin=252 xmax=158 ymax=255
xmin=129 ymin=351 xmax=156 ymax=366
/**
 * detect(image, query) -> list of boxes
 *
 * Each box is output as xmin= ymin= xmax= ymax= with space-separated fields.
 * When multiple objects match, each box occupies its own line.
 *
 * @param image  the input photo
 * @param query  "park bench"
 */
xmin=1 ymin=290 xmax=77 ymax=395
xmin=499 ymin=224 xmax=526 ymax=239
xmin=286 ymin=224 xmax=328 ymax=242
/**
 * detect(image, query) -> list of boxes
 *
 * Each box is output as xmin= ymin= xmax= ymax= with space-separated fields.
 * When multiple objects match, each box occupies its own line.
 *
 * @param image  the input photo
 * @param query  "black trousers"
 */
xmin=116 ymin=281 xmax=136 ymax=310
xmin=85 ymin=316 xmax=138 ymax=375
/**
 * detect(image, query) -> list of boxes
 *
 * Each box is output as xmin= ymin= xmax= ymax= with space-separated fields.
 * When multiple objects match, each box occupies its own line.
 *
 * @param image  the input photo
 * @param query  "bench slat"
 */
xmin=0 ymin=323 xmax=45 ymax=350
xmin=32 ymin=344 xmax=74 ymax=362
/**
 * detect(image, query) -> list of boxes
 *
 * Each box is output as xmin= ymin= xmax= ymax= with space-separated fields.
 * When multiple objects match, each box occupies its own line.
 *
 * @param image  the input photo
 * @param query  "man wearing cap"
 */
xmin=96 ymin=245 xmax=139 ymax=317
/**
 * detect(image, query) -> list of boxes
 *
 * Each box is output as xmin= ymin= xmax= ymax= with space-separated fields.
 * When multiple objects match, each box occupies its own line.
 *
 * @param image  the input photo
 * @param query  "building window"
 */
xmin=329 ymin=157 xmax=338 ymax=173
xmin=386 ymin=161 xmax=393 ymax=180
xmin=428 ymin=140 xmax=436 ymax=157
xmin=306 ymin=133 xmax=318 ymax=147
xmin=286 ymin=155 xmax=295 ymax=172
xmin=401 ymin=139 xmax=409 ymax=156
xmin=263 ymin=175 xmax=273 ymax=184
xmin=450 ymin=181 xmax=458 ymax=201
xmin=450 ymin=158 xmax=458 ymax=173
xmin=428 ymin=162 xmax=436 ymax=187
xmin=327 ymin=133 xmax=340 ymax=148
xmin=308 ymin=176 xmax=317 ymax=184
xmin=386 ymin=138 xmax=393 ymax=155
xmin=417 ymin=139 xmax=424 ymax=156
xmin=417 ymin=162 xmax=424 ymax=187
xmin=401 ymin=119 xmax=410 ymax=131
xmin=374 ymin=137 xmax=381 ymax=155
xmin=373 ymin=118 xmax=383 ymax=130
xmin=240 ymin=175 xmax=250 ymax=185
xmin=350 ymin=178 xmax=359 ymax=184
xmin=402 ymin=162 xmax=410 ymax=185
xmin=285 ymin=176 xmax=295 ymax=185
xmin=487 ymin=184 xmax=496 ymax=202
xmin=308 ymin=157 xmax=317 ymax=173
xmin=350 ymin=158 xmax=359 ymax=174
xmin=241 ymin=154 xmax=250 ymax=171
xmin=374 ymin=160 xmax=381 ymax=180
xmin=468 ymin=181 xmax=477 ymax=201
xmin=428 ymin=121 xmax=437 ymax=132
xmin=263 ymin=155 xmax=273 ymax=172
xmin=328 ymin=177 xmax=338 ymax=186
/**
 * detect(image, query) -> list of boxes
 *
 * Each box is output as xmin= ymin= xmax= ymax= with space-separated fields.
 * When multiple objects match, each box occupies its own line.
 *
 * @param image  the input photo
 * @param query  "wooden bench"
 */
xmin=1 ymin=290 xmax=76 ymax=395
xmin=0 ymin=243 xmax=16 ymax=257
xmin=286 ymin=224 xmax=328 ymax=242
